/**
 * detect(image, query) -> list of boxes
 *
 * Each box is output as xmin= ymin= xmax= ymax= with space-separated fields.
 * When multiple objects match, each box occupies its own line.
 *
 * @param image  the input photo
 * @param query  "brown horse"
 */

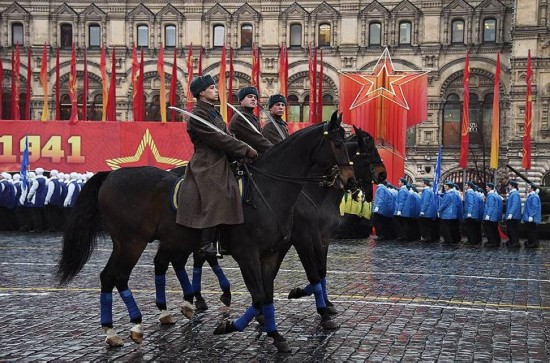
xmin=56 ymin=115 xmax=355 ymax=352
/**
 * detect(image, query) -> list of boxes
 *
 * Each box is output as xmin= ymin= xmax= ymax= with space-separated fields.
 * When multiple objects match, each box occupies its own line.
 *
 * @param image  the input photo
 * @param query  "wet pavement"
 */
xmin=0 ymin=232 xmax=549 ymax=361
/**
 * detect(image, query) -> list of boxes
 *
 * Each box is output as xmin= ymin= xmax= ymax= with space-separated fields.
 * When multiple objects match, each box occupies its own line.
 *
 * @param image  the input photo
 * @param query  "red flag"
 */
xmin=12 ymin=45 xmax=20 ymax=121
xmin=278 ymin=43 xmax=288 ymax=98
xmin=107 ymin=47 xmax=116 ymax=121
xmin=55 ymin=48 xmax=61 ymax=120
xmin=490 ymin=52 xmax=500 ymax=169
xmin=100 ymin=45 xmax=108 ymax=121
xmin=0 ymin=58 xmax=3 ymax=119
xmin=317 ymin=49 xmax=323 ymax=121
xmin=157 ymin=45 xmax=167 ymax=122
xmin=186 ymin=43 xmax=194 ymax=111
xmin=25 ymin=48 xmax=31 ymax=120
xmin=254 ymin=46 xmax=261 ymax=117
xmin=131 ymin=44 xmax=139 ymax=121
xmin=68 ymin=44 xmax=78 ymax=124
xmin=198 ymin=46 xmax=203 ymax=76
xmin=523 ymin=50 xmax=533 ymax=170
xmin=219 ymin=45 xmax=228 ymax=122
xmin=169 ymin=47 xmax=178 ymax=122
xmin=82 ymin=48 xmax=88 ymax=121
xmin=459 ymin=51 xmax=470 ymax=169
xmin=308 ymin=46 xmax=317 ymax=123
xmin=228 ymin=47 xmax=234 ymax=120
xmin=136 ymin=48 xmax=145 ymax=121
xmin=39 ymin=43 xmax=49 ymax=121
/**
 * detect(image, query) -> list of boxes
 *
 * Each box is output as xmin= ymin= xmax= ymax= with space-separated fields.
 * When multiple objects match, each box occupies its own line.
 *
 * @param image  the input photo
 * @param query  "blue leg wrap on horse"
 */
xmin=303 ymin=283 xmax=314 ymax=296
xmin=263 ymin=303 xmax=277 ymax=333
xmin=155 ymin=275 xmax=166 ymax=305
xmin=212 ymin=265 xmax=230 ymax=291
xmin=119 ymin=289 xmax=142 ymax=321
xmin=175 ymin=269 xmax=194 ymax=297
xmin=233 ymin=306 xmax=258 ymax=332
xmin=192 ymin=267 xmax=202 ymax=294
xmin=100 ymin=292 xmax=113 ymax=326
xmin=321 ymin=278 xmax=329 ymax=302
xmin=313 ymin=283 xmax=326 ymax=309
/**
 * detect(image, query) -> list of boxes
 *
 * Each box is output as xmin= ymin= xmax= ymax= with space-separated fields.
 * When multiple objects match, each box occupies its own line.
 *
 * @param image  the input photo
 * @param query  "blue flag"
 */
xmin=432 ymin=145 xmax=442 ymax=209
xmin=20 ymin=135 xmax=29 ymax=190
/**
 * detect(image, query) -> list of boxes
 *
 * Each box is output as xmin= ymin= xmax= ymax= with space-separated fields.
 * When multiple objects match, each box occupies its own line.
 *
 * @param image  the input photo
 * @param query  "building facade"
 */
xmin=0 ymin=0 xmax=548 ymax=186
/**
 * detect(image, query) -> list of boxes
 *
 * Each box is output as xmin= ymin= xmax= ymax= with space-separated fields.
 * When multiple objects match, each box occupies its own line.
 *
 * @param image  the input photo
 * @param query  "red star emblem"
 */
xmin=341 ymin=48 xmax=428 ymax=110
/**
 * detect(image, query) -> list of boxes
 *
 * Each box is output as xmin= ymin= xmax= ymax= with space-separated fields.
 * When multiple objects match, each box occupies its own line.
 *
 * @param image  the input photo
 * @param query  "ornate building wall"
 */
xmin=0 ymin=0 xmax=548 ymax=185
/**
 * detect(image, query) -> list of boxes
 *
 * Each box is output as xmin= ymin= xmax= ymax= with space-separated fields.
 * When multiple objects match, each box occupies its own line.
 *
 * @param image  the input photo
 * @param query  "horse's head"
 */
xmin=352 ymin=126 xmax=387 ymax=186
xmin=312 ymin=112 xmax=356 ymax=190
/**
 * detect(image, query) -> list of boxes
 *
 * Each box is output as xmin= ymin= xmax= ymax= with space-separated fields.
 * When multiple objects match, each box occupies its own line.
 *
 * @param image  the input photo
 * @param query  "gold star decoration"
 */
xmin=105 ymin=129 xmax=187 ymax=170
xmin=341 ymin=48 xmax=428 ymax=110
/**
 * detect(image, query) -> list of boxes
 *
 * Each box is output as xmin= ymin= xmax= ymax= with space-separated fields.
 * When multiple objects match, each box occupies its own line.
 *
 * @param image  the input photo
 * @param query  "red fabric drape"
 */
xmin=131 ymin=45 xmax=139 ymax=121
xmin=82 ymin=49 xmax=88 ymax=121
xmin=25 ymin=48 xmax=31 ymax=120
xmin=169 ymin=48 xmax=178 ymax=122
xmin=186 ymin=44 xmax=194 ymax=111
xmin=55 ymin=48 xmax=60 ymax=120
xmin=12 ymin=45 xmax=21 ymax=121
xmin=106 ymin=48 xmax=116 ymax=121
xmin=68 ymin=44 xmax=78 ymax=124
xmin=522 ymin=50 xmax=533 ymax=170
xmin=459 ymin=51 xmax=470 ymax=169
xmin=228 ymin=47 xmax=234 ymax=120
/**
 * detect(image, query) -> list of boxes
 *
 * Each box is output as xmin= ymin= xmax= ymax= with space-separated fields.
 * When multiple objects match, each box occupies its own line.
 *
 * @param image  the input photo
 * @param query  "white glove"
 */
xmin=507 ymin=214 xmax=512 ymax=220
xmin=528 ymin=217 xmax=533 ymax=222
xmin=19 ymin=196 xmax=26 ymax=205
xmin=420 ymin=212 xmax=425 ymax=216
xmin=397 ymin=211 xmax=402 ymax=216
xmin=485 ymin=215 xmax=490 ymax=221
xmin=437 ymin=213 xmax=440 ymax=218
xmin=44 ymin=200 xmax=49 ymax=206
xmin=467 ymin=213 xmax=472 ymax=218
xmin=374 ymin=207 xmax=379 ymax=213
xmin=27 ymin=194 xmax=34 ymax=202
xmin=64 ymin=201 xmax=69 ymax=207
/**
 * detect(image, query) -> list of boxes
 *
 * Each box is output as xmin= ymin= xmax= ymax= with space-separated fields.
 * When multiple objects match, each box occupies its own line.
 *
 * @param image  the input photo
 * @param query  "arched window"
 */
xmin=12 ymin=22 xmax=24 ymax=46
xmin=321 ymin=94 xmax=336 ymax=122
xmin=241 ymin=24 xmax=253 ymax=48
xmin=451 ymin=20 xmax=465 ymax=44
xmin=399 ymin=21 xmax=411 ymax=45
xmin=60 ymin=24 xmax=73 ymax=48
xmin=369 ymin=22 xmax=381 ymax=46
xmin=290 ymin=24 xmax=302 ymax=47
xmin=146 ymin=95 xmax=161 ymax=121
xmin=165 ymin=25 xmax=176 ymax=47
xmin=443 ymin=94 xmax=461 ymax=146
xmin=137 ymin=25 xmax=149 ymax=47
xmin=318 ymin=23 xmax=331 ymax=47
xmin=60 ymin=94 xmax=71 ymax=121
xmin=213 ymin=25 xmax=225 ymax=47
xmin=287 ymin=94 xmax=301 ymax=122
xmin=480 ymin=93 xmax=494 ymax=146
xmin=483 ymin=18 xmax=496 ymax=43
xmin=88 ymin=24 xmax=101 ymax=48
xmin=88 ymin=94 xmax=103 ymax=121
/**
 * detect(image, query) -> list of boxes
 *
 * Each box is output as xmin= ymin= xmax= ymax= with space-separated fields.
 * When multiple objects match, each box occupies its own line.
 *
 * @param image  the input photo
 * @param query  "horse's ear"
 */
xmin=330 ymin=111 xmax=338 ymax=124
xmin=328 ymin=111 xmax=340 ymax=130
xmin=353 ymin=125 xmax=360 ymax=135
xmin=337 ymin=112 xmax=343 ymax=125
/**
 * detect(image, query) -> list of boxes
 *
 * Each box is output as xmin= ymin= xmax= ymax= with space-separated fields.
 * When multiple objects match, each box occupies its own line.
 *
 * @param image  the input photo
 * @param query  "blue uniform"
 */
xmin=483 ymin=191 xmax=502 ymax=222
xmin=522 ymin=192 xmax=542 ymax=224
xmin=420 ymin=188 xmax=437 ymax=219
xmin=505 ymin=189 xmax=522 ymax=220
xmin=438 ymin=191 xmax=457 ymax=220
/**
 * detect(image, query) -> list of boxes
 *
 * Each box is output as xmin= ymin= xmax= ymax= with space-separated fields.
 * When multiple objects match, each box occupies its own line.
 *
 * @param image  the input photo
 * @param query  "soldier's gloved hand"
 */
xmin=397 ymin=211 xmax=402 ymax=216
xmin=44 ymin=200 xmax=49 ymax=206
xmin=244 ymin=147 xmax=258 ymax=164
xmin=467 ymin=213 xmax=472 ymax=218
xmin=19 ymin=196 xmax=25 ymax=205
xmin=64 ymin=201 xmax=69 ymax=207
xmin=528 ymin=216 xmax=533 ymax=222
xmin=420 ymin=212 xmax=424 ymax=216
xmin=484 ymin=215 xmax=490 ymax=220
xmin=507 ymin=214 xmax=512 ymax=220
xmin=373 ymin=207 xmax=379 ymax=213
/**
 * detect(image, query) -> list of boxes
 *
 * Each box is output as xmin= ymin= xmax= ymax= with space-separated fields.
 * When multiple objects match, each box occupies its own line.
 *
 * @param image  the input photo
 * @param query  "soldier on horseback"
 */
xmin=176 ymin=75 xmax=258 ymax=257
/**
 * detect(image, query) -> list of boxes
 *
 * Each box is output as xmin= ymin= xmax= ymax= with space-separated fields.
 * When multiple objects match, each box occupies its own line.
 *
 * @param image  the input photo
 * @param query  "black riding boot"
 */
xmin=199 ymin=227 xmax=218 ymax=257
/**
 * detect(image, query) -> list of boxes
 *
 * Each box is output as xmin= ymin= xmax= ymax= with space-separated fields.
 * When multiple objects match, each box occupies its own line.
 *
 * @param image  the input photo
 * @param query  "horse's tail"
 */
xmin=56 ymin=171 xmax=111 ymax=285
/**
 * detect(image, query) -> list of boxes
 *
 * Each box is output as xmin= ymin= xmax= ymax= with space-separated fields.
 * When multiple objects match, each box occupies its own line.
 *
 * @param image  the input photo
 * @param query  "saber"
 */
xmin=168 ymin=106 xmax=225 ymax=134
xmin=226 ymin=103 xmax=262 ymax=134
xmin=376 ymin=144 xmax=407 ymax=161
xmin=258 ymin=105 xmax=287 ymax=141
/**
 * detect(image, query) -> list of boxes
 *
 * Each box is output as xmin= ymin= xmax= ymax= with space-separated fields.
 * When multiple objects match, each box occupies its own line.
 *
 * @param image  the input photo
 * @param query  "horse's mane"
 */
xmin=256 ymin=122 xmax=326 ymax=163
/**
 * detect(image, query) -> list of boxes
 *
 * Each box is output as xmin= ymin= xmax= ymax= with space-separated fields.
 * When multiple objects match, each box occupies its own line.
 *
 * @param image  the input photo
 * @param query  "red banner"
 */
xmin=0 ymin=121 xmax=314 ymax=173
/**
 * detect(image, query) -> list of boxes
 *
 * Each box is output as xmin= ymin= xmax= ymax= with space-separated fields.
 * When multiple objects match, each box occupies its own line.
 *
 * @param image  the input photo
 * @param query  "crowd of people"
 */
xmin=0 ymin=168 xmax=92 ymax=232
xmin=372 ymin=177 xmax=542 ymax=248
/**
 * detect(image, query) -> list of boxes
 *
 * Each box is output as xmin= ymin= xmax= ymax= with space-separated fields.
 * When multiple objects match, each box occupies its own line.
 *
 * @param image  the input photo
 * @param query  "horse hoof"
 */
xmin=268 ymin=332 xmax=291 ymax=353
xmin=213 ymin=320 xmax=237 ymax=335
xmin=105 ymin=335 xmax=124 ymax=347
xmin=130 ymin=330 xmax=143 ymax=344
xmin=181 ymin=300 xmax=195 ymax=319
xmin=159 ymin=312 xmax=177 ymax=325
xmin=220 ymin=289 xmax=231 ymax=306
xmin=321 ymin=319 xmax=339 ymax=330
xmin=195 ymin=298 xmax=208 ymax=311
xmin=288 ymin=288 xmax=306 ymax=299
xmin=326 ymin=305 xmax=338 ymax=315
xmin=255 ymin=314 xmax=264 ymax=325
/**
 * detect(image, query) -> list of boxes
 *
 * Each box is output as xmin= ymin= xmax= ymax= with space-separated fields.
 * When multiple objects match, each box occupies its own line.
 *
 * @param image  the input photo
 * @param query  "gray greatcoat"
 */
xmin=176 ymin=100 xmax=251 ymax=229
xmin=229 ymin=107 xmax=273 ymax=153
xmin=262 ymin=115 xmax=289 ymax=145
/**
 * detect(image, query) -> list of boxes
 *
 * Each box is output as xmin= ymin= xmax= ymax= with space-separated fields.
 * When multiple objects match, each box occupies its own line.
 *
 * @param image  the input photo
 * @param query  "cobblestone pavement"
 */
xmin=0 ymin=232 xmax=549 ymax=361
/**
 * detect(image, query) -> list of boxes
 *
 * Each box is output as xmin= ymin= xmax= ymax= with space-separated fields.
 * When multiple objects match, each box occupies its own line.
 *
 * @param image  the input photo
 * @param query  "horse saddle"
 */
xmin=170 ymin=174 xmax=251 ymax=212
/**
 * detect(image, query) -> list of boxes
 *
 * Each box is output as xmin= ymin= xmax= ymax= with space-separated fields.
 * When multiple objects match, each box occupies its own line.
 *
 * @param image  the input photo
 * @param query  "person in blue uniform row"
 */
xmin=438 ymin=180 xmax=458 ymax=244
xmin=483 ymin=182 xmax=503 ymax=247
xmin=393 ymin=177 xmax=411 ymax=241
xmin=522 ymin=182 xmax=541 ymax=248
xmin=419 ymin=178 xmax=439 ymax=243
xmin=372 ymin=181 xmax=396 ymax=241
xmin=504 ymin=180 xmax=522 ymax=248
xmin=463 ymin=181 xmax=482 ymax=245
xmin=451 ymin=183 xmax=463 ymax=243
